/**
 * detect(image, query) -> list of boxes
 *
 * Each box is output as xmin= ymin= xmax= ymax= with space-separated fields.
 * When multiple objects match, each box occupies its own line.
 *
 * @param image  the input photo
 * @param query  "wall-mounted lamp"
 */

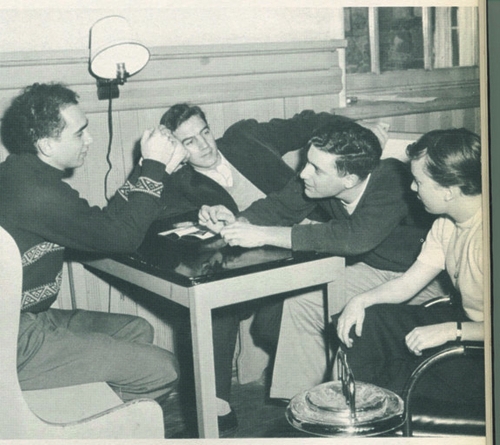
xmin=89 ymin=15 xmax=150 ymax=100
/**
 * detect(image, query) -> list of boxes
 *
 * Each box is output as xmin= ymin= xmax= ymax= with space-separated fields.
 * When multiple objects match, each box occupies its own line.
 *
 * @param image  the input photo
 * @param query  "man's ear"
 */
xmin=444 ymin=185 xmax=459 ymax=202
xmin=343 ymin=173 xmax=361 ymax=189
xmin=36 ymin=138 xmax=53 ymax=157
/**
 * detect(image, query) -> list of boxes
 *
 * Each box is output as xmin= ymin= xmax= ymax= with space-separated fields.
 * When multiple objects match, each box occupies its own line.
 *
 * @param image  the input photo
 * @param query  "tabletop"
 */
xmin=103 ymin=215 xmax=336 ymax=287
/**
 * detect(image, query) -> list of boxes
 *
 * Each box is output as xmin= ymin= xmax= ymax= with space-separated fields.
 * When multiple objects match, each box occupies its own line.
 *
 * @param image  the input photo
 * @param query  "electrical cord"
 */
xmin=103 ymin=86 xmax=114 ymax=203
xmin=103 ymin=85 xmax=114 ymax=310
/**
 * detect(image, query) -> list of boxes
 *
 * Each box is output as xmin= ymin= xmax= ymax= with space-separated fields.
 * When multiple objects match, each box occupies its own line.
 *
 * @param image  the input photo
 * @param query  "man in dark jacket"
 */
xmin=199 ymin=118 xmax=448 ymax=400
xmin=0 ymin=83 xmax=184 ymax=406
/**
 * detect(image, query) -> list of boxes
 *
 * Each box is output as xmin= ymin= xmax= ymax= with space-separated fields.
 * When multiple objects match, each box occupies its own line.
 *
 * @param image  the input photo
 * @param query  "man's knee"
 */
xmin=112 ymin=346 xmax=179 ymax=402
xmin=143 ymin=347 xmax=180 ymax=393
xmin=129 ymin=316 xmax=155 ymax=344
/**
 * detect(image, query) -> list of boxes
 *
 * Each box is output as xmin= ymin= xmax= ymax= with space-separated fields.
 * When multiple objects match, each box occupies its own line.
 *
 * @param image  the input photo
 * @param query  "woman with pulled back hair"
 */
xmin=335 ymin=128 xmax=485 ymax=401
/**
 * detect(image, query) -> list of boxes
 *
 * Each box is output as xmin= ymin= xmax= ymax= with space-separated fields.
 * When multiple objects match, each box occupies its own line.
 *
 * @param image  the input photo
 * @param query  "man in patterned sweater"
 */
xmin=0 ymin=83 xmax=186 ymax=403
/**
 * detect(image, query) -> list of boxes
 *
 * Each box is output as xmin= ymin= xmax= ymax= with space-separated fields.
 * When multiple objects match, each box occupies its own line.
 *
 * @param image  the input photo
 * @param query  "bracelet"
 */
xmin=456 ymin=321 xmax=463 ymax=342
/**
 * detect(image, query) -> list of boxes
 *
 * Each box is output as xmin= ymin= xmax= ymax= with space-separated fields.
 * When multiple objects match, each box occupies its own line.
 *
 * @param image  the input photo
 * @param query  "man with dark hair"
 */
xmin=0 ymin=83 xmax=186 ymax=407
xmin=160 ymin=103 xmax=208 ymax=136
xmin=1 ymin=83 xmax=81 ymax=154
xmin=200 ymin=119 xmax=447 ymax=400
xmin=336 ymin=128 xmax=484 ymax=399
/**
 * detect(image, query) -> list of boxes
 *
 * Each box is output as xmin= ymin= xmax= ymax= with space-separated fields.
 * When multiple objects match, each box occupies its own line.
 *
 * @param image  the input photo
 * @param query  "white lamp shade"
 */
xmin=89 ymin=15 xmax=150 ymax=80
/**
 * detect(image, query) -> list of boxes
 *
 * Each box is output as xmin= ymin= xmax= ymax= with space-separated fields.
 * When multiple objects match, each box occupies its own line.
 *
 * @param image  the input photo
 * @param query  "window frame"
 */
xmin=341 ymin=6 xmax=480 ymax=116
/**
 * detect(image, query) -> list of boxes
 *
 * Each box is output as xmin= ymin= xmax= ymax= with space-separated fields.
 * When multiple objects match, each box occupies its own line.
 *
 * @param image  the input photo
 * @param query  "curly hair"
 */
xmin=1 ymin=82 xmax=79 ymax=154
xmin=159 ymin=103 xmax=207 ymax=133
xmin=406 ymin=128 xmax=481 ymax=196
xmin=307 ymin=119 xmax=382 ymax=180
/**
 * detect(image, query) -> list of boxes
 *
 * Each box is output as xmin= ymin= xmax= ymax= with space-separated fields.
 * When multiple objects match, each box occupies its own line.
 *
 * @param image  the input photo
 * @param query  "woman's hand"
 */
xmin=405 ymin=322 xmax=455 ymax=356
xmin=358 ymin=120 xmax=390 ymax=148
xmin=336 ymin=296 xmax=368 ymax=348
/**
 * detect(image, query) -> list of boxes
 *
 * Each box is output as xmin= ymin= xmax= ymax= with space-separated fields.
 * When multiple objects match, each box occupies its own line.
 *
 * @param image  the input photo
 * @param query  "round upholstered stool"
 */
xmin=286 ymin=350 xmax=404 ymax=437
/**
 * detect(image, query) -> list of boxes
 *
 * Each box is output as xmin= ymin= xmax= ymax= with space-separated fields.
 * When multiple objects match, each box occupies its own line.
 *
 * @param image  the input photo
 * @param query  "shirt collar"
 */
xmin=341 ymin=174 xmax=371 ymax=215
xmin=194 ymin=152 xmax=234 ymax=187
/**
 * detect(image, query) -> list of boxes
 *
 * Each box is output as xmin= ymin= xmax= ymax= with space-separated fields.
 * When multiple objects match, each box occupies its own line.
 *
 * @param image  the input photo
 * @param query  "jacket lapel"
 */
xmin=170 ymin=165 xmax=239 ymax=214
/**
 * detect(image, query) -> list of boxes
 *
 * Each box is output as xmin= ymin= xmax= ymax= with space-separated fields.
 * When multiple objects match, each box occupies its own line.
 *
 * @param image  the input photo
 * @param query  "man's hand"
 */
xmin=405 ymin=322 xmax=455 ymax=356
xmin=164 ymin=143 xmax=189 ymax=174
xmin=220 ymin=221 xmax=268 ymax=248
xmin=358 ymin=120 xmax=390 ymax=149
xmin=336 ymin=296 xmax=368 ymax=348
xmin=140 ymin=125 xmax=189 ymax=173
xmin=198 ymin=205 xmax=236 ymax=234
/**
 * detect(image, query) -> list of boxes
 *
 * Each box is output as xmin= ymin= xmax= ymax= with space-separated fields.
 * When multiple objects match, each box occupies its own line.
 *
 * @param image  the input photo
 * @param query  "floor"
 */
xmin=160 ymin=375 xmax=310 ymax=439
xmin=160 ymin=376 xmax=410 ymax=439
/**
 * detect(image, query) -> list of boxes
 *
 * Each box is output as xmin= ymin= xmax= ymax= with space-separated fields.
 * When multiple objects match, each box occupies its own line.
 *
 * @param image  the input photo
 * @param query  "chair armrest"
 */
xmin=422 ymin=295 xmax=452 ymax=308
xmin=54 ymin=398 xmax=165 ymax=439
xmin=402 ymin=341 xmax=484 ymax=437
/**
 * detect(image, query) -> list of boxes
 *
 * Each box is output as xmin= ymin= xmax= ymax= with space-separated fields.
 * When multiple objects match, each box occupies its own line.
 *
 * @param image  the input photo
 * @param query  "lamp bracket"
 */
xmin=95 ymin=78 xmax=126 ymax=101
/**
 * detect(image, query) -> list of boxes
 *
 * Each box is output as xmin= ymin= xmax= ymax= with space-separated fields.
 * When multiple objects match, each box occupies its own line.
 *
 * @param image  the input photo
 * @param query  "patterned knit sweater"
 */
xmin=0 ymin=153 xmax=165 ymax=313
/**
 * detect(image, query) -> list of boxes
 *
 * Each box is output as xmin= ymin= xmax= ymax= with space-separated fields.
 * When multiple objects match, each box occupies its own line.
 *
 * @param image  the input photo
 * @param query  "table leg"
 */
xmin=189 ymin=290 xmax=219 ymax=438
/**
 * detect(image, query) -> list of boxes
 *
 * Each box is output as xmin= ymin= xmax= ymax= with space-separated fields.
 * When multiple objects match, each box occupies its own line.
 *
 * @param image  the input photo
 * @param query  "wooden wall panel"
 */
xmin=285 ymin=95 xmax=341 ymax=116
xmin=336 ymin=66 xmax=480 ymax=132
xmin=209 ymin=99 xmax=286 ymax=136
xmin=0 ymin=40 xmax=347 ymax=115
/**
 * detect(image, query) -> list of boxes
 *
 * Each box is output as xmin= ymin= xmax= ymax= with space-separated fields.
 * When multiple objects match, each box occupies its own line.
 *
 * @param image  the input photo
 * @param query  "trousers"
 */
xmin=177 ymin=297 xmax=282 ymax=404
xmin=17 ymin=308 xmax=179 ymax=401
xmin=336 ymin=303 xmax=484 ymax=402
xmin=268 ymin=262 xmax=448 ymax=399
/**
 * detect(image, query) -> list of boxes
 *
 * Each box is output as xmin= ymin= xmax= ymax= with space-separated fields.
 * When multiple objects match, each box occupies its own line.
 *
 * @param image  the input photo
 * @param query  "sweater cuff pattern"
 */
xmin=117 ymin=177 xmax=163 ymax=201
xmin=117 ymin=181 xmax=132 ymax=201
xmin=22 ymin=242 xmax=64 ymax=267
xmin=131 ymin=176 xmax=163 ymax=198
xmin=21 ymin=270 xmax=62 ymax=311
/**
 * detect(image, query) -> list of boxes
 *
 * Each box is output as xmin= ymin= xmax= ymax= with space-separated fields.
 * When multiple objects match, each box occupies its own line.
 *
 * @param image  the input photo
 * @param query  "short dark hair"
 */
xmin=160 ymin=103 xmax=207 ymax=132
xmin=406 ymin=128 xmax=481 ymax=195
xmin=308 ymin=120 xmax=382 ymax=179
xmin=1 ymin=82 xmax=79 ymax=154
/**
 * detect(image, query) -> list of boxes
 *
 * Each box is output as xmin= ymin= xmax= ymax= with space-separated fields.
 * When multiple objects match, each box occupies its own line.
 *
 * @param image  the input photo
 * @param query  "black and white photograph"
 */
xmin=0 ymin=0 xmax=491 ymax=443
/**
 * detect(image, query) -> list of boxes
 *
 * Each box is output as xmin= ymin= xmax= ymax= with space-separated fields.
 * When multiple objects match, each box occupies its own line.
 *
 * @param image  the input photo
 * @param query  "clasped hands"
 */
xmin=140 ymin=125 xmax=189 ymax=174
xmin=198 ymin=205 xmax=267 ymax=248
